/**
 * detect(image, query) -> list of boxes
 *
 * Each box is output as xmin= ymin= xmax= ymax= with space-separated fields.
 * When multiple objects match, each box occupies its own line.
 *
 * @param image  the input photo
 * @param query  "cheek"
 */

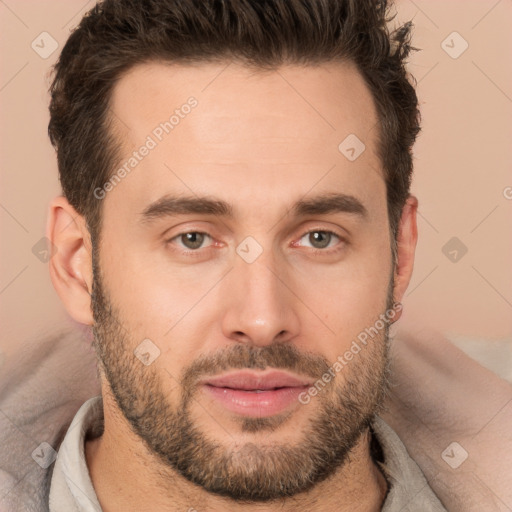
xmin=291 ymin=244 xmax=392 ymax=358
xmin=102 ymin=265 xmax=215 ymax=378
xmin=97 ymin=232 xmax=227 ymax=383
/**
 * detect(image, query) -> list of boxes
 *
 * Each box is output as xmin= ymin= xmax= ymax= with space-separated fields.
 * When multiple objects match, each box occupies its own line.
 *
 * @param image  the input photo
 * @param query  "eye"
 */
xmin=296 ymin=230 xmax=343 ymax=251
xmin=171 ymin=232 xmax=213 ymax=251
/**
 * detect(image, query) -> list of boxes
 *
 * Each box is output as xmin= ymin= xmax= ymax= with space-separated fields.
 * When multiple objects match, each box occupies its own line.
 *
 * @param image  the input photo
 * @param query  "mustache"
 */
xmin=179 ymin=342 xmax=331 ymax=401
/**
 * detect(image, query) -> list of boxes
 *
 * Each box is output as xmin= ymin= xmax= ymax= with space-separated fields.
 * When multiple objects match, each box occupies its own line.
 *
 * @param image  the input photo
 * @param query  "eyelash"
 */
xmin=165 ymin=229 xmax=346 ymax=257
xmin=299 ymin=229 xmax=345 ymax=255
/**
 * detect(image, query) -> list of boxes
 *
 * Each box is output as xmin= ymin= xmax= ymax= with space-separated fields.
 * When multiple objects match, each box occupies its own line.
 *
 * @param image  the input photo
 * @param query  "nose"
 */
xmin=220 ymin=248 xmax=301 ymax=347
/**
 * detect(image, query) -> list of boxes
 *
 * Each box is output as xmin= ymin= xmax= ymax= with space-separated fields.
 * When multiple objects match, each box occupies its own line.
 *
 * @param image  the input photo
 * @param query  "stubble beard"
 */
xmin=90 ymin=253 xmax=393 ymax=502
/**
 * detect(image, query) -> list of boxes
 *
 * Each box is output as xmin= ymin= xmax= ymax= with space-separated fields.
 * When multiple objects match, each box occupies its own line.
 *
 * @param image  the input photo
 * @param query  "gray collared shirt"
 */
xmin=48 ymin=396 xmax=448 ymax=511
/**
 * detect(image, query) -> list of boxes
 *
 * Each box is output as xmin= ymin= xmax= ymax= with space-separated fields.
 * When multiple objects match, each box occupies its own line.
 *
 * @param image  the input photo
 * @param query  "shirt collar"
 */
xmin=50 ymin=396 xmax=446 ymax=511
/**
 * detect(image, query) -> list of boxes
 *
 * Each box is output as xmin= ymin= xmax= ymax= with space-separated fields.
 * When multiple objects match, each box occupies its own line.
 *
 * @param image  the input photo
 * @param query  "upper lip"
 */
xmin=201 ymin=370 xmax=313 ymax=390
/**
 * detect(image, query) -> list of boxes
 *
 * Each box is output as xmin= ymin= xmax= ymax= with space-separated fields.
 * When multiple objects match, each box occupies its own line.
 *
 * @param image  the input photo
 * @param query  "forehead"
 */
xmin=104 ymin=60 xmax=384 ymax=224
xmin=110 ymin=59 xmax=378 ymax=146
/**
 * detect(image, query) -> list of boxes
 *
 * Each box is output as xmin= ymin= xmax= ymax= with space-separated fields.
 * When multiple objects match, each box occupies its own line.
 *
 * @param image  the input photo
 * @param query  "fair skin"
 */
xmin=47 ymin=60 xmax=418 ymax=511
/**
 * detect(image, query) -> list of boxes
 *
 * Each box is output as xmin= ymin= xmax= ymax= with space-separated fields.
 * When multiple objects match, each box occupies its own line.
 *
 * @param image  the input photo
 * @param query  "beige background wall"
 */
xmin=1 ymin=0 xmax=511 ymax=376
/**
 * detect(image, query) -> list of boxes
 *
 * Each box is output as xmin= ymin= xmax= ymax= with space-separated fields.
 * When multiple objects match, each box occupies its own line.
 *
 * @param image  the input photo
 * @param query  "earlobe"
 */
xmin=46 ymin=196 xmax=94 ymax=325
xmin=392 ymin=194 xmax=419 ymax=315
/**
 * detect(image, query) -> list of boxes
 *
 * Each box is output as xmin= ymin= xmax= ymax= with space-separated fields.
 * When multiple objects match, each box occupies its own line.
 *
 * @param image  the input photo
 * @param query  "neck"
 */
xmin=85 ymin=392 xmax=388 ymax=512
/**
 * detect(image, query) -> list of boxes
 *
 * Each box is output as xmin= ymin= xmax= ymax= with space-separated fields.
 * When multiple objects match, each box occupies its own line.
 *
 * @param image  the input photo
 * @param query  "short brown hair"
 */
xmin=48 ymin=0 xmax=421 ymax=261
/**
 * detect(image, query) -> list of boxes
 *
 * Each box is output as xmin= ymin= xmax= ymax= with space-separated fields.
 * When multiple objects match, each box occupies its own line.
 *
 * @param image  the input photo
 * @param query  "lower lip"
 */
xmin=202 ymin=384 xmax=309 ymax=417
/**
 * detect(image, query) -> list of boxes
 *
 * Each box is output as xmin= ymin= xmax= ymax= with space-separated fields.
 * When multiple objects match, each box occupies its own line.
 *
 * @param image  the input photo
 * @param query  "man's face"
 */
xmin=91 ymin=60 xmax=395 ymax=501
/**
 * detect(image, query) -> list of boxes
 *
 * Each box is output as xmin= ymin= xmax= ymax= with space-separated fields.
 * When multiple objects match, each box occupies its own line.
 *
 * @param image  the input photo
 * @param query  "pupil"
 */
xmin=183 ymin=232 xmax=203 ymax=249
xmin=310 ymin=231 xmax=330 ymax=249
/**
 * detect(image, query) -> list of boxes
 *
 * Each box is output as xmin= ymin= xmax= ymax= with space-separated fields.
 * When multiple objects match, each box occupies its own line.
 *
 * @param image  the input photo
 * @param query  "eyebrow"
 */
xmin=139 ymin=192 xmax=368 ymax=224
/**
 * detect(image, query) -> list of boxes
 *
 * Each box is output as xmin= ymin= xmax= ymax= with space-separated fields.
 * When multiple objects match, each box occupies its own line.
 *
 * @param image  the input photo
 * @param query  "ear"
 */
xmin=391 ymin=194 xmax=418 ymax=322
xmin=46 ymin=196 xmax=94 ymax=325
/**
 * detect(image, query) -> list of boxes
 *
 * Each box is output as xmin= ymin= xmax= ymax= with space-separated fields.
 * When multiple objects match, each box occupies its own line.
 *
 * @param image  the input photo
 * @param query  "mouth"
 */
xmin=200 ymin=370 xmax=313 ymax=417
